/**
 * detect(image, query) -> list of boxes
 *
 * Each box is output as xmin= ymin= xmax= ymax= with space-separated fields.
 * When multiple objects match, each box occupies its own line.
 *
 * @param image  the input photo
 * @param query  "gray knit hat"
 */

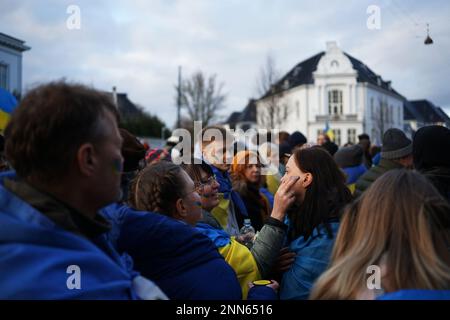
xmin=334 ymin=144 xmax=364 ymax=168
xmin=381 ymin=128 xmax=412 ymax=160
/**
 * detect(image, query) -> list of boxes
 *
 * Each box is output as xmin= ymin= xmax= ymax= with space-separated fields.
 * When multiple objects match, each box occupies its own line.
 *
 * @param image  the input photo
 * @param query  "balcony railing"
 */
xmin=316 ymin=114 xmax=358 ymax=122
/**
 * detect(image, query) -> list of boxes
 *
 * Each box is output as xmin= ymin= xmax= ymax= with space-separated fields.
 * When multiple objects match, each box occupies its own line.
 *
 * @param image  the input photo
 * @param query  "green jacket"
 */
xmin=354 ymin=158 xmax=404 ymax=197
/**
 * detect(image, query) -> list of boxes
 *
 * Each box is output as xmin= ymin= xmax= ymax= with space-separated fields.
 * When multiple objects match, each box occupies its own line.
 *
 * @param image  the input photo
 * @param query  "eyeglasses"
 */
xmin=195 ymin=175 xmax=217 ymax=191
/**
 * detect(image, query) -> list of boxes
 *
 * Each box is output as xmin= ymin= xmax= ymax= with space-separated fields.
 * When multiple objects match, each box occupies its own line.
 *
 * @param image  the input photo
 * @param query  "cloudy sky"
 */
xmin=1 ymin=0 xmax=449 ymax=127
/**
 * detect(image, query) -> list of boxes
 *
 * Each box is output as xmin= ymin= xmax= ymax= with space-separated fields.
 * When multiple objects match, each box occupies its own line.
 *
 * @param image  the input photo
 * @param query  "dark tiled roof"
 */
xmin=436 ymin=107 xmax=450 ymax=124
xmin=104 ymin=92 xmax=143 ymax=119
xmin=225 ymin=99 xmax=257 ymax=125
xmin=237 ymin=99 xmax=257 ymax=122
xmin=225 ymin=111 xmax=242 ymax=125
xmin=404 ymin=100 xmax=422 ymax=121
xmin=261 ymin=52 xmax=325 ymax=99
xmin=345 ymin=53 xmax=404 ymax=98
xmin=260 ymin=50 xmax=403 ymax=99
xmin=408 ymin=100 xmax=447 ymax=123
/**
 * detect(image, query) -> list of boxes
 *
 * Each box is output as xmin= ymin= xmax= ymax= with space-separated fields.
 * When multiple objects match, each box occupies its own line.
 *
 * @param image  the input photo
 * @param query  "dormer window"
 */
xmin=293 ymin=66 xmax=302 ymax=77
xmin=330 ymin=60 xmax=339 ymax=68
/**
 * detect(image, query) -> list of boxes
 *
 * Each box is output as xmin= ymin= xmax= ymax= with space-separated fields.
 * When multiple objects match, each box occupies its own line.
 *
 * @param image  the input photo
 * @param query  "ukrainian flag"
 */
xmin=324 ymin=121 xmax=335 ymax=142
xmin=0 ymin=88 xmax=18 ymax=133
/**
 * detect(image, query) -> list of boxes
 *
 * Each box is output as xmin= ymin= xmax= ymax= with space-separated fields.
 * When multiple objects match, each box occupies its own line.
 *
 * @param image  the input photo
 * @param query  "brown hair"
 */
xmin=289 ymin=146 xmax=353 ymax=241
xmin=128 ymin=161 xmax=188 ymax=217
xmin=4 ymin=81 xmax=118 ymax=182
xmin=200 ymin=125 xmax=233 ymax=148
xmin=180 ymin=158 xmax=214 ymax=186
xmin=310 ymin=169 xmax=450 ymax=299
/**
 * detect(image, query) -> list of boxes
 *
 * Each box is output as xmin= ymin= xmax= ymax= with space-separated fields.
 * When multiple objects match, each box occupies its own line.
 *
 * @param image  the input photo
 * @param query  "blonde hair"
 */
xmin=310 ymin=169 xmax=450 ymax=299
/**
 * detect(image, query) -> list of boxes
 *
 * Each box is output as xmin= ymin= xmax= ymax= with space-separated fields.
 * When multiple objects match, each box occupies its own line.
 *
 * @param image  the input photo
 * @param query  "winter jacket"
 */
xmin=354 ymin=158 xmax=404 ymax=197
xmin=421 ymin=167 xmax=450 ymax=204
xmin=378 ymin=290 xmax=450 ymax=300
xmin=342 ymin=164 xmax=367 ymax=194
xmin=196 ymin=217 xmax=287 ymax=298
xmin=280 ymin=220 xmax=340 ymax=300
xmin=102 ymin=204 xmax=242 ymax=300
xmin=0 ymin=171 xmax=165 ymax=300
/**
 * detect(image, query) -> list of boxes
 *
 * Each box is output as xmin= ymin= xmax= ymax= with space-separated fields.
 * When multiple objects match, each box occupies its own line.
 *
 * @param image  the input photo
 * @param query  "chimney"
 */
xmin=376 ymin=76 xmax=382 ymax=86
xmin=112 ymin=86 xmax=118 ymax=108
xmin=326 ymin=41 xmax=338 ymax=52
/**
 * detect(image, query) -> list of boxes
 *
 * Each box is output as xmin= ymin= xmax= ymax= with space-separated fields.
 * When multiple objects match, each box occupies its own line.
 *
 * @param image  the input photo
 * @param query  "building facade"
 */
xmin=0 ymin=33 xmax=30 ymax=98
xmin=256 ymin=41 xmax=405 ymax=146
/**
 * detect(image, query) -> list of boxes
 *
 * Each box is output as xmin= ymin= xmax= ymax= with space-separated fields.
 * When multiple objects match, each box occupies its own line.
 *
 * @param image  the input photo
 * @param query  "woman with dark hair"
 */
xmin=182 ymin=158 xmax=298 ymax=298
xmin=279 ymin=146 xmax=353 ymax=300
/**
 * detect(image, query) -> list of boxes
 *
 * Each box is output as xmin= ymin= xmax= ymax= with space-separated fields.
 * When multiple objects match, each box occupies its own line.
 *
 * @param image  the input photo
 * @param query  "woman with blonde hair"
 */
xmin=310 ymin=169 xmax=450 ymax=300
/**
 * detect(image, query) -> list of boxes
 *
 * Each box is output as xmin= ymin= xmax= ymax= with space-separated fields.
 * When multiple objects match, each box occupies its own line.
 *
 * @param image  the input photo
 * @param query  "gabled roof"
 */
xmin=404 ymin=100 xmax=422 ymax=121
xmin=435 ymin=107 xmax=450 ymax=125
xmin=225 ymin=99 xmax=257 ymax=126
xmin=260 ymin=49 xmax=403 ymax=99
xmin=237 ymin=99 xmax=257 ymax=123
xmin=406 ymin=100 xmax=448 ymax=123
xmin=0 ymin=33 xmax=31 ymax=52
xmin=104 ymin=92 xmax=143 ymax=119
xmin=345 ymin=53 xmax=404 ymax=98
xmin=225 ymin=111 xmax=242 ymax=125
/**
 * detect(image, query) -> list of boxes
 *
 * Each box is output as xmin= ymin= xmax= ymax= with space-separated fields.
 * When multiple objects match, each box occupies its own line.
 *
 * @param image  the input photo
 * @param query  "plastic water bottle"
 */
xmin=239 ymin=219 xmax=256 ymax=248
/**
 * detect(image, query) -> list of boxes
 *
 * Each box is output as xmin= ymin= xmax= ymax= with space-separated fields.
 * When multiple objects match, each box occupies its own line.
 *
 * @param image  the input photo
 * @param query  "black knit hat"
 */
xmin=334 ymin=144 xmax=364 ymax=168
xmin=381 ymin=128 xmax=412 ymax=160
xmin=119 ymin=128 xmax=146 ymax=172
xmin=279 ymin=142 xmax=292 ymax=157
xmin=413 ymin=125 xmax=450 ymax=170
xmin=288 ymin=131 xmax=307 ymax=148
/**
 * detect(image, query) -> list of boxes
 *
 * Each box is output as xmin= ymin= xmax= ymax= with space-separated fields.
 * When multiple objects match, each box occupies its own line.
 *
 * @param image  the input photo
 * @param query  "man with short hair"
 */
xmin=354 ymin=128 xmax=413 ymax=197
xmin=0 ymin=81 xmax=166 ymax=299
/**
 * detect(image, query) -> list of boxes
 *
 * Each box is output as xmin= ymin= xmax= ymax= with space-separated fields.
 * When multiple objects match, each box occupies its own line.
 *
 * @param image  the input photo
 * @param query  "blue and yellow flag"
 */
xmin=324 ymin=121 xmax=334 ymax=142
xmin=0 ymin=88 xmax=18 ymax=133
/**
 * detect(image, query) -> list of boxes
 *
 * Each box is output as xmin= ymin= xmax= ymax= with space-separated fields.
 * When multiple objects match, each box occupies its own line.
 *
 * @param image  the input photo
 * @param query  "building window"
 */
xmin=328 ymin=90 xmax=343 ymax=115
xmin=370 ymin=97 xmax=375 ymax=119
xmin=0 ymin=64 xmax=8 ymax=91
xmin=347 ymin=128 xmax=356 ymax=144
xmin=332 ymin=129 xmax=341 ymax=146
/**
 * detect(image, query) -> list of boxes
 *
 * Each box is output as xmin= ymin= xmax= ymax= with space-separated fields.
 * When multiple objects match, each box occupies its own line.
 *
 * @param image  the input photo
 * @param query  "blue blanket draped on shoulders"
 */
xmin=0 ymin=171 xmax=140 ymax=300
xmin=209 ymin=164 xmax=248 ymax=217
xmin=102 ymin=203 xmax=242 ymax=300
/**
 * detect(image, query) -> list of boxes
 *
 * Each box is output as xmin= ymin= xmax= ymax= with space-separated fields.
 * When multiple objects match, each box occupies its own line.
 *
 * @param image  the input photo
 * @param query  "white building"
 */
xmin=256 ymin=41 xmax=405 ymax=146
xmin=0 ymin=33 xmax=30 ymax=97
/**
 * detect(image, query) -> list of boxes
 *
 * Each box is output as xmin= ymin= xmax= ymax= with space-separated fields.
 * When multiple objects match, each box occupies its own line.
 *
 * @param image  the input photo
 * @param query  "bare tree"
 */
xmin=256 ymin=54 xmax=290 ymax=129
xmin=372 ymin=97 xmax=388 ymax=144
xmin=175 ymin=71 xmax=226 ymax=128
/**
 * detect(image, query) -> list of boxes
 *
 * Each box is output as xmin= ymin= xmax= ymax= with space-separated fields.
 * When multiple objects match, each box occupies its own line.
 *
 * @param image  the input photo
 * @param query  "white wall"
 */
xmin=0 ymin=46 xmax=23 ymax=94
xmin=256 ymin=42 xmax=405 ymax=146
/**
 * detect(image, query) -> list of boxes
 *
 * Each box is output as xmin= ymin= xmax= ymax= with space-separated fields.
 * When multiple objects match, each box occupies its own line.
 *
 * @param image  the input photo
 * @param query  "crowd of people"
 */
xmin=0 ymin=81 xmax=449 ymax=300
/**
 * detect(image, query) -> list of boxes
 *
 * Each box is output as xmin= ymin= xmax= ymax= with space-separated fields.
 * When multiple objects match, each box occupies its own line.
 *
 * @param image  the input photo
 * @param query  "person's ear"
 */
xmin=174 ymin=198 xmax=188 ymax=220
xmin=77 ymin=143 xmax=97 ymax=177
xmin=302 ymin=173 xmax=313 ymax=188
